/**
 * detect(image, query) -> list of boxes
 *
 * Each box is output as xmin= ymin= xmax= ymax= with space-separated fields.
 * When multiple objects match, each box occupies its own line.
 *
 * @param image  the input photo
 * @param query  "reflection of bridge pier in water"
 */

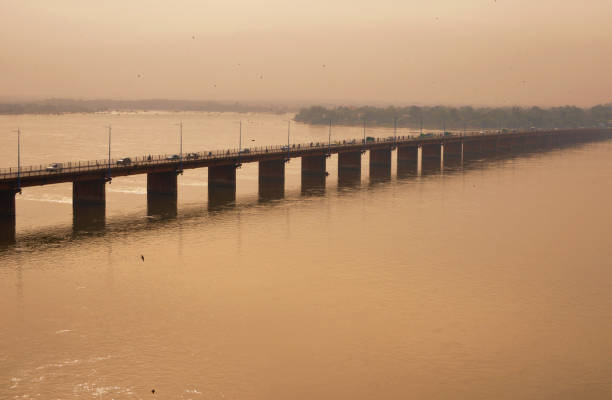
xmin=258 ymin=159 xmax=286 ymax=201
xmin=301 ymin=154 xmax=327 ymax=195
xmin=369 ymin=148 xmax=392 ymax=183
xmin=72 ymin=179 xmax=106 ymax=234
xmin=338 ymin=150 xmax=362 ymax=188
xmin=1 ymin=129 xmax=610 ymax=244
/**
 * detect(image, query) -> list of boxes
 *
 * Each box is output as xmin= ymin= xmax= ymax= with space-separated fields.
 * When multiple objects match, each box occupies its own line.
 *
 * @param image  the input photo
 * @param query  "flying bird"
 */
xmin=141 ymin=255 xmax=145 ymax=262
xmin=151 ymin=389 xmax=155 ymax=394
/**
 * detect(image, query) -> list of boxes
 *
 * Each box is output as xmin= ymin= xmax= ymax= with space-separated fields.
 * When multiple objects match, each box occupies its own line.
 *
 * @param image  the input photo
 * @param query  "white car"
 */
xmin=46 ymin=163 xmax=64 ymax=172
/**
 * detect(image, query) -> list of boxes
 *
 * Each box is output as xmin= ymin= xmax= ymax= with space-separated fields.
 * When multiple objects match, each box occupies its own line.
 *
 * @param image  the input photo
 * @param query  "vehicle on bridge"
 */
xmin=117 ymin=157 xmax=132 ymax=165
xmin=185 ymin=153 xmax=200 ymax=160
xmin=239 ymin=148 xmax=250 ymax=154
xmin=46 ymin=163 xmax=64 ymax=172
xmin=166 ymin=154 xmax=180 ymax=160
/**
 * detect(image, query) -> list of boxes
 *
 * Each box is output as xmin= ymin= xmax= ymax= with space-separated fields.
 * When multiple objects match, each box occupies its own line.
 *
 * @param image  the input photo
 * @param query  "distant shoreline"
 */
xmin=0 ymin=99 xmax=295 ymax=116
xmin=294 ymin=104 xmax=612 ymax=130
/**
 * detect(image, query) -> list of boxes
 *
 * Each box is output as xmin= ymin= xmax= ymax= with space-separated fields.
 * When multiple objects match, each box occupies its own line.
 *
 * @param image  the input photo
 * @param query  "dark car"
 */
xmin=166 ymin=154 xmax=180 ymax=160
xmin=117 ymin=157 xmax=132 ymax=165
xmin=185 ymin=153 xmax=200 ymax=160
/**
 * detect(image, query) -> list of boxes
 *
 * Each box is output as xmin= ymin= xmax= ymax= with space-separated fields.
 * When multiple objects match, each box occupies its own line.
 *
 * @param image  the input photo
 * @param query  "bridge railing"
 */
xmin=0 ymin=129 xmax=553 ymax=181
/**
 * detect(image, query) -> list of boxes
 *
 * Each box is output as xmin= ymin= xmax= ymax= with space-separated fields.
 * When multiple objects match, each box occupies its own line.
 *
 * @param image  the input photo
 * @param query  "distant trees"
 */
xmin=294 ymin=104 xmax=612 ymax=130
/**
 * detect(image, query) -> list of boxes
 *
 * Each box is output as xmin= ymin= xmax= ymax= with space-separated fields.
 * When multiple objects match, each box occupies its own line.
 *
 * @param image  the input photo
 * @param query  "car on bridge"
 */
xmin=185 ymin=153 xmax=200 ymax=160
xmin=165 ymin=154 xmax=180 ymax=160
xmin=46 ymin=163 xmax=64 ymax=172
xmin=117 ymin=157 xmax=132 ymax=165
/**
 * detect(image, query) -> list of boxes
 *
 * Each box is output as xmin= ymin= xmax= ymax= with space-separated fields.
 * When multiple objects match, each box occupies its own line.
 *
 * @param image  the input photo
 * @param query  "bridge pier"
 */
xmin=259 ymin=159 xmax=285 ymax=200
xmin=209 ymin=164 xmax=237 ymax=208
xmin=73 ymin=179 xmax=106 ymax=231
xmin=397 ymin=145 xmax=418 ymax=176
xmin=369 ymin=148 xmax=391 ymax=181
xmin=147 ymin=171 xmax=178 ymax=217
xmin=421 ymin=143 xmax=441 ymax=173
xmin=301 ymin=154 xmax=327 ymax=194
xmin=338 ymin=151 xmax=361 ymax=187
xmin=0 ymin=189 xmax=16 ymax=244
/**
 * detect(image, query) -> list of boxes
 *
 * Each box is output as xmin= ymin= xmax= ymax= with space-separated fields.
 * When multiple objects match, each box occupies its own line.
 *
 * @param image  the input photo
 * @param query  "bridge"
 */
xmin=1 ymin=128 xmax=610 ymax=243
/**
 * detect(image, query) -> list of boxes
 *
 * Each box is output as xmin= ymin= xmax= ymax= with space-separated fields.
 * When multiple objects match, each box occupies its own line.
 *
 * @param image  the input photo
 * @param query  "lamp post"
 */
xmin=363 ymin=118 xmax=366 ymax=144
xmin=394 ymin=117 xmax=397 ymax=144
xmin=236 ymin=120 xmax=242 ymax=168
xmin=13 ymin=128 xmax=21 ymax=194
xmin=177 ymin=121 xmax=183 ymax=174
xmin=107 ymin=125 xmax=112 ymax=183
xmin=286 ymin=120 xmax=291 ymax=162
xmin=327 ymin=119 xmax=331 ymax=157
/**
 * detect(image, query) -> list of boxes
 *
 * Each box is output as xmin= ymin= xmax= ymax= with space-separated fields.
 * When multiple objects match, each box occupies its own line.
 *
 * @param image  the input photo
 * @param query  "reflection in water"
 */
xmin=421 ymin=158 xmax=441 ymax=175
xmin=258 ymin=182 xmax=285 ymax=202
xmin=301 ymin=174 xmax=326 ymax=196
xmin=147 ymin=194 xmax=178 ymax=219
xmin=369 ymin=165 xmax=391 ymax=184
xmin=208 ymin=186 xmax=236 ymax=210
xmin=397 ymin=160 xmax=418 ymax=178
xmin=72 ymin=204 xmax=105 ymax=234
xmin=337 ymin=169 xmax=361 ymax=188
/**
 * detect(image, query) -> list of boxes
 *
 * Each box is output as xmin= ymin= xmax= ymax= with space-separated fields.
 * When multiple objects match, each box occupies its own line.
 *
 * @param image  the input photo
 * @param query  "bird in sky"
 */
xmin=141 ymin=255 xmax=145 ymax=261
xmin=151 ymin=389 xmax=155 ymax=394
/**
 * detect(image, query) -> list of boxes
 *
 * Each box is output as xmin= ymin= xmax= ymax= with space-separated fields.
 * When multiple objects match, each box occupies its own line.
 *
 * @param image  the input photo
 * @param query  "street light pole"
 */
xmin=286 ymin=120 xmax=291 ymax=161
xmin=179 ymin=121 xmax=183 ymax=174
xmin=394 ymin=117 xmax=397 ymax=144
xmin=107 ymin=125 xmax=112 ymax=183
xmin=237 ymin=120 xmax=242 ymax=167
xmin=363 ymin=118 xmax=366 ymax=143
xmin=328 ymin=119 xmax=331 ymax=155
xmin=14 ymin=128 xmax=21 ymax=194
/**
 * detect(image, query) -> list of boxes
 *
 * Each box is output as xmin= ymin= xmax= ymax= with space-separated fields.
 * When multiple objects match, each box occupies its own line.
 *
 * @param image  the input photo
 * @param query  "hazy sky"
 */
xmin=1 ymin=0 xmax=611 ymax=106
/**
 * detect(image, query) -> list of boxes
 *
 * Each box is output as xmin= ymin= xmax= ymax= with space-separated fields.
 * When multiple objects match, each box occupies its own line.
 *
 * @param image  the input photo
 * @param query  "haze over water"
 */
xmin=1 ymin=113 xmax=611 ymax=399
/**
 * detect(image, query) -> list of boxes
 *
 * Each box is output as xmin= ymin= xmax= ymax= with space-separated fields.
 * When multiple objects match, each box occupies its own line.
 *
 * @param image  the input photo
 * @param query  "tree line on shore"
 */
xmin=294 ymin=104 xmax=612 ymax=130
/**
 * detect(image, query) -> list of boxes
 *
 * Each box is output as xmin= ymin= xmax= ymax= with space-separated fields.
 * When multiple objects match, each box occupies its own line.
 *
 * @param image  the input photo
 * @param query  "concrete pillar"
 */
xmin=338 ymin=151 xmax=361 ymax=186
xmin=369 ymin=148 xmax=391 ymax=181
xmin=147 ymin=171 xmax=178 ymax=217
xmin=421 ymin=143 xmax=441 ymax=172
xmin=73 ymin=179 xmax=106 ymax=231
xmin=259 ymin=159 xmax=285 ymax=200
xmin=302 ymin=154 xmax=327 ymax=194
xmin=209 ymin=164 xmax=237 ymax=208
xmin=0 ymin=190 xmax=16 ymax=244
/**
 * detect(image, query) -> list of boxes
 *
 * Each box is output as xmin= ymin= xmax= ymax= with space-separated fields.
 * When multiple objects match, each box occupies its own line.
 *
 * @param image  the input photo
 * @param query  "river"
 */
xmin=1 ymin=112 xmax=611 ymax=399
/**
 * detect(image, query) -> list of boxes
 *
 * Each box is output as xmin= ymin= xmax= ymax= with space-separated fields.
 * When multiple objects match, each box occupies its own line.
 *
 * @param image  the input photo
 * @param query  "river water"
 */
xmin=1 ymin=112 xmax=611 ymax=399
